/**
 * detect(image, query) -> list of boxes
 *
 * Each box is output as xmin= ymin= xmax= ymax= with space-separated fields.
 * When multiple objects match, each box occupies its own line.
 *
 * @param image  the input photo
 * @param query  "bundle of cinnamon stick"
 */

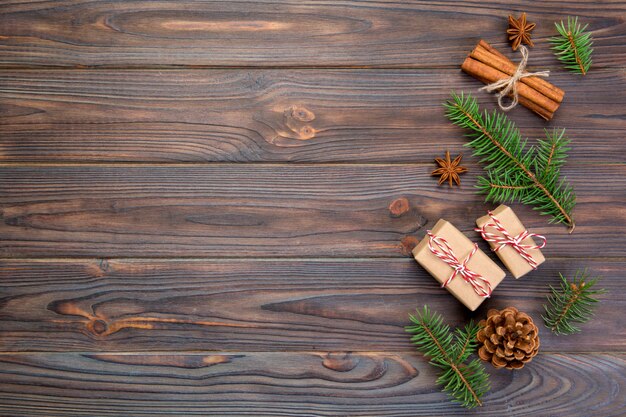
xmin=462 ymin=40 xmax=564 ymax=120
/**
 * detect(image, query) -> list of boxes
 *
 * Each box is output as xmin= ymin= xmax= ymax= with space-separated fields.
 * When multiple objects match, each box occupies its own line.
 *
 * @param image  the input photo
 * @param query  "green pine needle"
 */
xmin=550 ymin=16 xmax=593 ymax=75
xmin=444 ymin=92 xmax=576 ymax=230
xmin=543 ymin=269 xmax=606 ymax=335
xmin=406 ymin=306 xmax=490 ymax=409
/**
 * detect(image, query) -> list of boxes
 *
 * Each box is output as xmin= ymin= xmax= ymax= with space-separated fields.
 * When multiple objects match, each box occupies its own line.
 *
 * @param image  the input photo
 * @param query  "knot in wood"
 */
xmin=297 ymin=125 xmax=316 ymax=140
xmin=290 ymin=106 xmax=315 ymax=122
xmin=322 ymin=352 xmax=358 ymax=372
xmin=388 ymin=197 xmax=410 ymax=217
xmin=99 ymin=259 xmax=110 ymax=272
xmin=400 ymin=236 xmax=419 ymax=256
xmin=283 ymin=105 xmax=317 ymax=140
xmin=91 ymin=319 xmax=108 ymax=335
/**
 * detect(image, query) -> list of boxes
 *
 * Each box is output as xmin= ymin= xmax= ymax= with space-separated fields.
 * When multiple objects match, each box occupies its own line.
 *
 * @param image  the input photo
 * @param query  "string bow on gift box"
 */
xmin=475 ymin=211 xmax=547 ymax=270
xmin=427 ymin=231 xmax=493 ymax=298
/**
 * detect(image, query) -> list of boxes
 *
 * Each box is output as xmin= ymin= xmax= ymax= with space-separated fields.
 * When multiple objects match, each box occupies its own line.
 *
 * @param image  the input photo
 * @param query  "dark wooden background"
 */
xmin=1 ymin=1 xmax=625 ymax=416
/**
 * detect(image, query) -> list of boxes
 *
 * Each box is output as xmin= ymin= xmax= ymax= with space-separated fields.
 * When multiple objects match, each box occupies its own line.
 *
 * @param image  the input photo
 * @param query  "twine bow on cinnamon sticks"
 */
xmin=479 ymin=46 xmax=550 ymax=111
xmin=462 ymin=40 xmax=565 ymax=120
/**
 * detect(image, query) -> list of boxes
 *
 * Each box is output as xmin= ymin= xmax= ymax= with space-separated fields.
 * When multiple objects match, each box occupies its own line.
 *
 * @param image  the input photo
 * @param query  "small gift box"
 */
xmin=412 ymin=219 xmax=506 ymax=311
xmin=475 ymin=205 xmax=546 ymax=279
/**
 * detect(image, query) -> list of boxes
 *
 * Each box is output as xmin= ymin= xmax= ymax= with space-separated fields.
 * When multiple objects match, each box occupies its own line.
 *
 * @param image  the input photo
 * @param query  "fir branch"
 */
xmin=536 ymin=128 xmax=569 ymax=176
xmin=406 ymin=306 xmax=490 ymax=409
xmin=543 ymin=270 xmax=606 ymax=335
xmin=453 ymin=321 xmax=480 ymax=363
xmin=444 ymin=92 xmax=576 ymax=231
xmin=550 ymin=16 xmax=593 ymax=75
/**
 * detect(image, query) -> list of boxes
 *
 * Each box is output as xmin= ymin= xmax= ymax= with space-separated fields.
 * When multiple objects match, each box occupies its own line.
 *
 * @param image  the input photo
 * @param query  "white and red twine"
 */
xmin=475 ymin=211 xmax=546 ymax=270
xmin=427 ymin=231 xmax=492 ymax=298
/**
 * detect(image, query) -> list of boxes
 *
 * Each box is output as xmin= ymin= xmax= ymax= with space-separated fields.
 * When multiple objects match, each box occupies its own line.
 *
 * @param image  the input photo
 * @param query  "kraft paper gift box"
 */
xmin=476 ymin=205 xmax=546 ymax=279
xmin=412 ymin=219 xmax=506 ymax=311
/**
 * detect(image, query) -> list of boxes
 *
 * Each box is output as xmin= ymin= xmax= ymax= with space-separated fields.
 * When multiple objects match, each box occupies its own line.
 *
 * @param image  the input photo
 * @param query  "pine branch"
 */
xmin=444 ymin=92 xmax=576 ymax=231
xmin=542 ymin=269 xmax=606 ymax=335
xmin=406 ymin=306 xmax=490 ymax=409
xmin=550 ymin=16 xmax=593 ymax=75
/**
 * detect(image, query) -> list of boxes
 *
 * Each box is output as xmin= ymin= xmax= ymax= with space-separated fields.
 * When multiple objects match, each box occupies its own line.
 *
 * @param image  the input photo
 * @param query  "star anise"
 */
xmin=507 ymin=12 xmax=535 ymax=51
xmin=432 ymin=151 xmax=467 ymax=187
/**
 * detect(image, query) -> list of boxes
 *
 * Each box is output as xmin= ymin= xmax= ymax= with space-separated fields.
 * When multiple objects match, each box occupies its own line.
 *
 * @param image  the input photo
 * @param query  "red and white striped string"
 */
xmin=427 ymin=231 xmax=492 ymax=298
xmin=475 ymin=211 xmax=547 ymax=270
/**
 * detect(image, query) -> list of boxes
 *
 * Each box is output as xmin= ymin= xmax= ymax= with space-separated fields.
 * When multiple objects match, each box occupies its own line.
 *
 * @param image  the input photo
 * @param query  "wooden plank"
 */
xmin=0 ymin=352 xmax=623 ymax=416
xmin=1 ymin=68 xmax=624 ymax=163
xmin=0 ymin=165 xmax=624 ymax=258
xmin=0 ymin=258 xmax=622 ymax=352
xmin=1 ymin=1 xmax=624 ymax=68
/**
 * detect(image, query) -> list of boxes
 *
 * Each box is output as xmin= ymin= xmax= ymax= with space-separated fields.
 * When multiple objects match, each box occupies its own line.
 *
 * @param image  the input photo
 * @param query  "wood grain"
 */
xmin=0 ymin=352 xmax=623 ymax=416
xmin=1 ymin=1 xmax=624 ymax=414
xmin=1 ymin=164 xmax=624 ymax=258
xmin=1 ymin=1 xmax=625 ymax=68
xmin=1 ymin=69 xmax=624 ymax=163
xmin=0 ymin=258 xmax=622 ymax=353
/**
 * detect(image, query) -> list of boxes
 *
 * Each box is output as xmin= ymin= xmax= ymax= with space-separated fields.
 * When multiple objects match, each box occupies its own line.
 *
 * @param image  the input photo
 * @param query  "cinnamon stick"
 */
xmin=474 ymin=40 xmax=564 ymax=104
xmin=461 ymin=57 xmax=556 ymax=120
xmin=478 ymin=40 xmax=508 ymax=61
xmin=473 ymin=72 xmax=554 ymax=121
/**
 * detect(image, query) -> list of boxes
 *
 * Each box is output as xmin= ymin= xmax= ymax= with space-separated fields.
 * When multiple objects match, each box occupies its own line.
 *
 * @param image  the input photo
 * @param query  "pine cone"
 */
xmin=476 ymin=307 xmax=540 ymax=370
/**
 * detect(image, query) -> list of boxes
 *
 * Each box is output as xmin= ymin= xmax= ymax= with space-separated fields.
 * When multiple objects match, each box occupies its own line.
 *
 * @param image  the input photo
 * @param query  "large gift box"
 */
xmin=412 ymin=219 xmax=506 ymax=311
xmin=476 ymin=205 xmax=546 ymax=279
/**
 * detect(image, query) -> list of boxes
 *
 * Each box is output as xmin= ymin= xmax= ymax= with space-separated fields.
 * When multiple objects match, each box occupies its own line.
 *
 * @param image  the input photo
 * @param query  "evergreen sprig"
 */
xmin=406 ymin=306 xmax=490 ymax=409
xmin=550 ymin=16 xmax=593 ymax=75
xmin=543 ymin=269 xmax=606 ymax=335
xmin=444 ymin=92 xmax=576 ymax=230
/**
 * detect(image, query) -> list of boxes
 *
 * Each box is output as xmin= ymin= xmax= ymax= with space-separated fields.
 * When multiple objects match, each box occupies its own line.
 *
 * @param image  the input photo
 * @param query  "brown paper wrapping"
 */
xmin=412 ymin=219 xmax=506 ymax=311
xmin=476 ymin=205 xmax=545 ymax=279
